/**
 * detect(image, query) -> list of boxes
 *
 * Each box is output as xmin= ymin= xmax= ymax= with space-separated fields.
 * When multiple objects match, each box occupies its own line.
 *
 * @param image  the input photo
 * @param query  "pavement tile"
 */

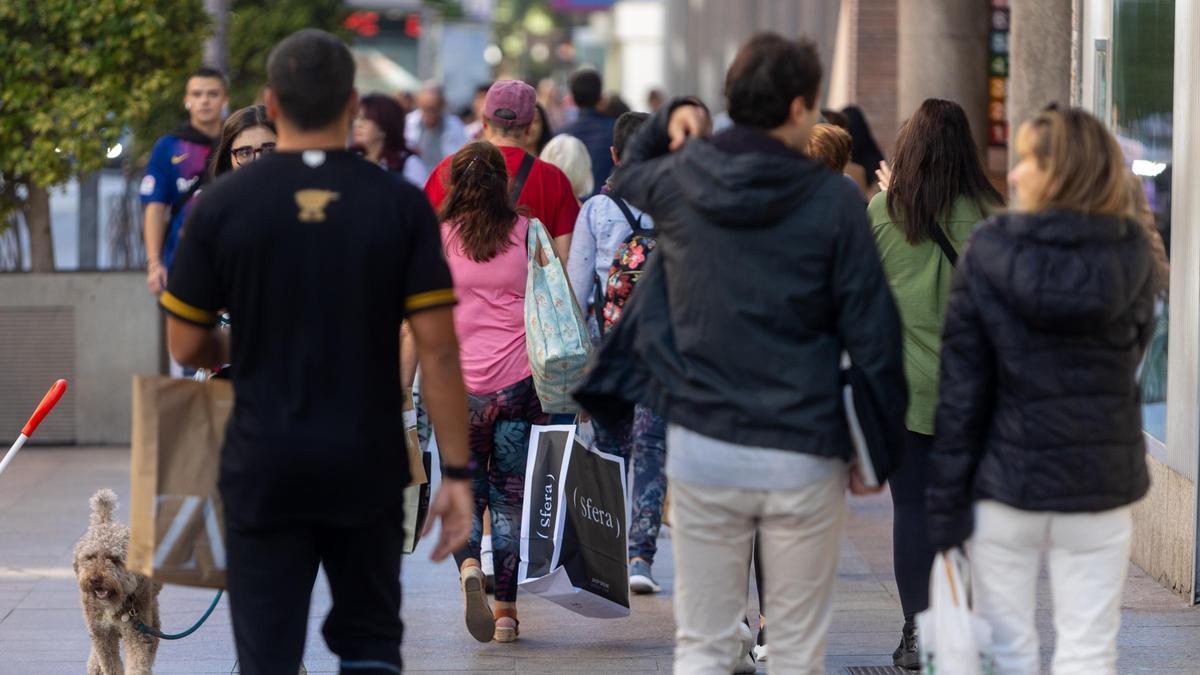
xmin=511 ymin=656 xmax=661 ymax=671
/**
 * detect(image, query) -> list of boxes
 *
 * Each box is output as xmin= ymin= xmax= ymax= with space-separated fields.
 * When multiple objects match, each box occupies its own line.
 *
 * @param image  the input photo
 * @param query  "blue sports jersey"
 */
xmin=140 ymin=124 xmax=215 ymax=269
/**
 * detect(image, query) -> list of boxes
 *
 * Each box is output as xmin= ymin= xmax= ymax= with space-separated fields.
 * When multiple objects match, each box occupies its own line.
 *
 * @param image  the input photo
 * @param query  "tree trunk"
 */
xmin=24 ymin=182 xmax=55 ymax=273
xmin=79 ymin=171 xmax=100 ymax=270
xmin=204 ymin=0 xmax=229 ymax=73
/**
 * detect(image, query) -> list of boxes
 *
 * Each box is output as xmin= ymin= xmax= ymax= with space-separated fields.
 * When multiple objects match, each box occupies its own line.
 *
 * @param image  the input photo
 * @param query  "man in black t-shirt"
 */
xmin=161 ymin=29 xmax=473 ymax=674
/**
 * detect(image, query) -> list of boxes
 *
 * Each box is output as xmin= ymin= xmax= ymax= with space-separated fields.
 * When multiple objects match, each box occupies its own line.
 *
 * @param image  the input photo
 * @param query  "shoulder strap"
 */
xmin=929 ymin=225 xmax=958 ymax=266
xmin=607 ymin=194 xmax=645 ymax=231
xmin=509 ymin=153 xmax=536 ymax=204
xmin=593 ymin=272 xmax=607 ymax=336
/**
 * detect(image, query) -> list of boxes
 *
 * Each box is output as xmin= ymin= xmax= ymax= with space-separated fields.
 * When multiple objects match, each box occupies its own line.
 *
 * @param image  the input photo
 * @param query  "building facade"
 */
xmin=1072 ymin=0 xmax=1200 ymax=602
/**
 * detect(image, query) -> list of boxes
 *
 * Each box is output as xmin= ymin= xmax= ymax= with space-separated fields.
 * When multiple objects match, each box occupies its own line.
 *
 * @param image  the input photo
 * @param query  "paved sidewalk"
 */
xmin=0 ymin=447 xmax=1197 ymax=674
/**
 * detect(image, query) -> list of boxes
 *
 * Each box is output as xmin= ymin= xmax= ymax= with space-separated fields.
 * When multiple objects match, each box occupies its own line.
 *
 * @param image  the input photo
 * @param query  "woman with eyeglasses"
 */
xmin=209 ymin=105 xmax=277 ymax=178
xmin=188 ymin=105 xmax=276 ymax=381
xmin=352 ymin=93 xmax=426 ymax=186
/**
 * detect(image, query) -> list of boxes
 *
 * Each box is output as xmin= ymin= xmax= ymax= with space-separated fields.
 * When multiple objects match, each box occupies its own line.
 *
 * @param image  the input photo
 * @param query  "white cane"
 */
xmin=0 ymin=379 xmax=68 ymax=479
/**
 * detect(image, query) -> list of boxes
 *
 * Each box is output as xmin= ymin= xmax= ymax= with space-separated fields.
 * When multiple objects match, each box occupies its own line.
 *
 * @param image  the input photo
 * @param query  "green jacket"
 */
xmin=868 ymin=193 xmax=992 ymax=435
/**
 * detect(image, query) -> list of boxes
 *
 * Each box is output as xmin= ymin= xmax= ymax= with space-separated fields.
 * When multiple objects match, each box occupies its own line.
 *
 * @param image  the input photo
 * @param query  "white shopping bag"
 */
xmin=916 ymin=549 xmax=994 ymax=675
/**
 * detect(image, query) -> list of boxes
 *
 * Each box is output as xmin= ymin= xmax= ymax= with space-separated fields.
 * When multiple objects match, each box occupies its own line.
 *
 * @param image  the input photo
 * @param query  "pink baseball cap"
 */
xmin=483 ymin=80 xmax=536 ymax=127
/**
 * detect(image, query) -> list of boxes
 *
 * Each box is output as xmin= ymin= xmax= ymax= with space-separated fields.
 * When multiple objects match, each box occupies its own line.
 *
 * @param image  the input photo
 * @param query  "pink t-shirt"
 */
xmin=442 ymin=216 xmax=531 ymax=394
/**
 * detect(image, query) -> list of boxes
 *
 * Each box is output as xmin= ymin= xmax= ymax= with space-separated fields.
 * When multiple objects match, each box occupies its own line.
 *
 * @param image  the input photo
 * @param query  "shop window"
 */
xmin=1112 ymin=0 xmax=1173 ymax=441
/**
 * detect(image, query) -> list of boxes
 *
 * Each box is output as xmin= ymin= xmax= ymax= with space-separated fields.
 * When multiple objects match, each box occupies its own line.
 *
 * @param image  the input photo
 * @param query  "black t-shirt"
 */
xmin=161 ymin=150 xmax=455 ymax=528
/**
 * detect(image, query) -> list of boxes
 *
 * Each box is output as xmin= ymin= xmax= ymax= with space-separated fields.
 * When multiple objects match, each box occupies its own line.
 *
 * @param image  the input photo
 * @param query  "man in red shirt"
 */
xmin=425 ymin=80 xmax=578 ymax=260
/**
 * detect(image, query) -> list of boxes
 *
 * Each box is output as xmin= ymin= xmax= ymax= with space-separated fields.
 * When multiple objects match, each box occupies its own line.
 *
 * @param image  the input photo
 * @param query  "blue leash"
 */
xmin=133 ymin=589 xmax=223 ymax=640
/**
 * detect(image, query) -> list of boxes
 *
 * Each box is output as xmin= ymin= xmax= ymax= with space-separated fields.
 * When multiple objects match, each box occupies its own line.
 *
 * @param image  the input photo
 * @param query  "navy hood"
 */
xmin=674 ymin=126 xmax=828 ymax=228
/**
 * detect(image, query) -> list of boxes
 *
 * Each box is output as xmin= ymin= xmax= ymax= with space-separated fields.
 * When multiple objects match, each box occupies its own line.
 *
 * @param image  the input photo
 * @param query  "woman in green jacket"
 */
xmin=868 ymin=98 xmax=1004 ymax=670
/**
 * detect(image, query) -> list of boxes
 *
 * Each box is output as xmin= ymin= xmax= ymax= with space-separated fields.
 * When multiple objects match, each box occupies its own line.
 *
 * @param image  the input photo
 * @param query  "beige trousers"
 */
xmin=670 ymin=468 xmax=848 ymax=675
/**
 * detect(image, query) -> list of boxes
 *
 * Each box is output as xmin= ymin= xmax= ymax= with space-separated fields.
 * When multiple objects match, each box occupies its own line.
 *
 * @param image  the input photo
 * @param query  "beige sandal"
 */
xmin=461 ymin=566 xmax=495 ymax=643
xmin=493 ymin=607 xmax=520 ymax=643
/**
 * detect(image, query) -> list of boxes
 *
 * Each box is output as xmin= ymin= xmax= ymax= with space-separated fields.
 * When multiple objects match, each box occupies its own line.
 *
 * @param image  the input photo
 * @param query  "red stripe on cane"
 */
xmin=21 ymin=380 xmax=68 ymax=438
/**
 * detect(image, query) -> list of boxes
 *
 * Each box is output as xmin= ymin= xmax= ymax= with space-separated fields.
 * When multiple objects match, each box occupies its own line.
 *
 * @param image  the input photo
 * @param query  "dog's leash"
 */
xmin=129 ymin=589 xmax=224 ymax=640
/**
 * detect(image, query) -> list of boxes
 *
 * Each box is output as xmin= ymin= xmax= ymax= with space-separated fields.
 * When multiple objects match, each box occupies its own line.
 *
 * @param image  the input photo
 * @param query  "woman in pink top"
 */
xmin=440 ymin=141 xmax=548 ymax=644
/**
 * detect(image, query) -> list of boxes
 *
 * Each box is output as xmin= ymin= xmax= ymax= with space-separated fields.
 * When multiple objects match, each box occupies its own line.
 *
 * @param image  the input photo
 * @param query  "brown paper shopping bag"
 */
xmin=401 ymin=387 xmax=431 ymax=554
xmin=403 ymin=388 xmax=427 ymax=487
xmin=128 ymin=375 xmax=232 ymax=589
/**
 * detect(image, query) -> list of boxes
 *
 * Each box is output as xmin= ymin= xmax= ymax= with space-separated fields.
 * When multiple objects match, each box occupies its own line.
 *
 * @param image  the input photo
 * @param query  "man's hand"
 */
xmin=668 ymin=105 xmax=712 ymax=151
xmin=146 ymin=260 xmax=167 ymax=296
xmin=423 ymin=479 xmax=474 ymax=561
xmin=848 ymin=465 xmax=884 ymax=496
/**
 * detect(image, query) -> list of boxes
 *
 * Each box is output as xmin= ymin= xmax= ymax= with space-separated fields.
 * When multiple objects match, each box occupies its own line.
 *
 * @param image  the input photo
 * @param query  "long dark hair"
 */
xmin=209 ymin=105 xmax=275 ymax=178
xmin=440 ymin=142 xmax=521 ymax=263
xmin=887 ymin=99 xmax=1004 ymax=243
xmin=843 ymin=105 xmax=885 ymax=181
xmin=357 ymin=93 xmax=415 ymax=171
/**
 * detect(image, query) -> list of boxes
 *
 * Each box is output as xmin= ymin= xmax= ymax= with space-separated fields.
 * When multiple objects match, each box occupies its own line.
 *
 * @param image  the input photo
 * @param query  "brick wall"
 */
xmin=848 ymin=0 xmax=899 ymax=156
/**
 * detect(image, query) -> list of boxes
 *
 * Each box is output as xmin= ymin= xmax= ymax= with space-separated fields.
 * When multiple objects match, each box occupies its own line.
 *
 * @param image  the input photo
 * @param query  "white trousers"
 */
xmin=670 ymin=469 xmax=847 ymax=675
xmin=970 ymin=500 xmax=1133 ymax=675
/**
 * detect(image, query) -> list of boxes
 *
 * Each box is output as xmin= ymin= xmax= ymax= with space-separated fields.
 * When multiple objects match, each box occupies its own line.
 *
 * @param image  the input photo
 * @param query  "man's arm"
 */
xmin=143 ymin=204 xmax=169 ymax=295
xmin=610 ymin=98 xmax=709 ymax=211
xmin=165 ymin=317 xmax=228 ymax=370
xmin=551 ymin=233 xmax=572 ymax=264
xmin=144 ymin=201 xmax=170 ymax=294
xmin=566 ymin=201 xmax=597 ymax=312
xmin=409 ymin=306 xmax=474 ymax=561
xmin=140 ymin=139 xmax=176 ymax=295
xmin=400 ymin=321 xmax=418 ymax=389
xmin=831 ymin=187 xmax=906 ymax=495
xmin=927 ymin=249 xmax=996 ymax=549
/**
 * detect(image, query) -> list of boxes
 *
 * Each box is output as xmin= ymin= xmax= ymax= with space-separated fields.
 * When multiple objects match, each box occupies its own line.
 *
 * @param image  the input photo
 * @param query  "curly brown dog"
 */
xmin=74 ymin=489 xmax=162 ymax=675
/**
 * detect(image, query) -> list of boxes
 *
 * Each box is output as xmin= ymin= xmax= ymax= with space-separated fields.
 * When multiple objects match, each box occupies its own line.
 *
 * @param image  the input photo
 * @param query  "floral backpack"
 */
xmin=593 ymin=195 xmax=657 ymax=334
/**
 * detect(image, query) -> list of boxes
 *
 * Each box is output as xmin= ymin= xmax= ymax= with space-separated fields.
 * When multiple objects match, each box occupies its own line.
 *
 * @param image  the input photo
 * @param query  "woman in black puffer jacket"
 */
xmin=927 ymin=107 xmax=1155 ymax=675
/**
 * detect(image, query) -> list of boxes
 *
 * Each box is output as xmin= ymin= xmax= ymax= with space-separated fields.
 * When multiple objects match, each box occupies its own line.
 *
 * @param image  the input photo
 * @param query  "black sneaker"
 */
xmin=892 ymin=616 xmax=919 ymax=670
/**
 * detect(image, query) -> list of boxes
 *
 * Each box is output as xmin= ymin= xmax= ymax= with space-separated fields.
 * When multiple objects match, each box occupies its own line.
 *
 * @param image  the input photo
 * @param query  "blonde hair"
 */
xmin=807 ymin=123 xmax=852 ymax=172
xmin=540 ymin=134 xmax=594 ymax=199
xmin=1014 ymin=107 xmax=1132 ymax=216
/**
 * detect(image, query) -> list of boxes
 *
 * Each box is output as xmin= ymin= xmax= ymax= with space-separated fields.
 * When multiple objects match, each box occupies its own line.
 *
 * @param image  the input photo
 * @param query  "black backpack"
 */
xmin=593 ymin=195 xmax=656 ymax=334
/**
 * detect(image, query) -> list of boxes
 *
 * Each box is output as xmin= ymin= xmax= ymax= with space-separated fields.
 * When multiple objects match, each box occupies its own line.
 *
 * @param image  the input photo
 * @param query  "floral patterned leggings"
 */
xmin=593 ymin=405 xmax=668 ymax=565
xmin=451 ymin=377 xmax=547 ymax=602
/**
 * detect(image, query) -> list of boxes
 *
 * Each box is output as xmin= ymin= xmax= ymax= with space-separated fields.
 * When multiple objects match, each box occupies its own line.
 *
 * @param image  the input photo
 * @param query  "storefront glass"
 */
xmin=1112 ymin=0 xmax=1174 ymax=441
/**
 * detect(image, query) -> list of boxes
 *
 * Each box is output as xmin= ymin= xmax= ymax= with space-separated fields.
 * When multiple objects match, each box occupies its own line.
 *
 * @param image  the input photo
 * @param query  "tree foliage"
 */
xmin=225 ymin=0 xmax=352 ymax=109
xmin=0 ymin=0 xmax=208 ymax=219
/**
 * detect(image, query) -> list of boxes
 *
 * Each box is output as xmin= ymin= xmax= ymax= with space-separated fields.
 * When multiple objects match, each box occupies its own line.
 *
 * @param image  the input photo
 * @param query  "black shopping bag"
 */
xmin=519 ymin=425 xmax=574 ymax=580
xmin=519 ymin=424 xmax=630 ymax=618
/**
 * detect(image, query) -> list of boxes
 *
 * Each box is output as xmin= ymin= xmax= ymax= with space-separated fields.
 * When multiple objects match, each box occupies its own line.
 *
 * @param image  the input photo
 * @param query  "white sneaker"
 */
xmin=734 ymin=621 xmax=757 ymax=673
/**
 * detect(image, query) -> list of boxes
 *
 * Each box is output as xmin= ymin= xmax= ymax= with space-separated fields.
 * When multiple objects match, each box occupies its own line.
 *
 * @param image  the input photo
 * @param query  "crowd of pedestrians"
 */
xmin=141 ymin=23 xmax=1163 ymax=675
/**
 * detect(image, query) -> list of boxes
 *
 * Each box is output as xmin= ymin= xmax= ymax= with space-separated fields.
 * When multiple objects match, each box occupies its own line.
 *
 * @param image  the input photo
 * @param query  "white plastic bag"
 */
xmin=916 ymin=549 xmax=994 ymax=675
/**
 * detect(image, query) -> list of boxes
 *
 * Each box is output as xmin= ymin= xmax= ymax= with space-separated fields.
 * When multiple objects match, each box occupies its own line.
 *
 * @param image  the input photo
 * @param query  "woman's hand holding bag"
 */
xmin=916 ymin=548 xmax=995 ymax=674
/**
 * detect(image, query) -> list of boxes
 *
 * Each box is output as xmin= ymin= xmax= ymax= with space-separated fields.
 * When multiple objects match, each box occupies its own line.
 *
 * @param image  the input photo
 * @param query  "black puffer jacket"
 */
xmin=573 ymin=102 xmax=906 ymax=459
xmin=927 ymin=210 xmax=1155 ymax=548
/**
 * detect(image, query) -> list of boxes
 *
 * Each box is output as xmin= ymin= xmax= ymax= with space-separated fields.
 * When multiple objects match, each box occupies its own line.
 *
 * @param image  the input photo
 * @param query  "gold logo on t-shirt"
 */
xmin=294 ymin=189 xmax=340 ymax=222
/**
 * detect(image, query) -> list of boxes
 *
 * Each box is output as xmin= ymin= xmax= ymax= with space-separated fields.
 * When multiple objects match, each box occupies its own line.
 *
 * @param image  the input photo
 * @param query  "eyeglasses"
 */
xmin=231 ymin=142 xmax=276 ymax=162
